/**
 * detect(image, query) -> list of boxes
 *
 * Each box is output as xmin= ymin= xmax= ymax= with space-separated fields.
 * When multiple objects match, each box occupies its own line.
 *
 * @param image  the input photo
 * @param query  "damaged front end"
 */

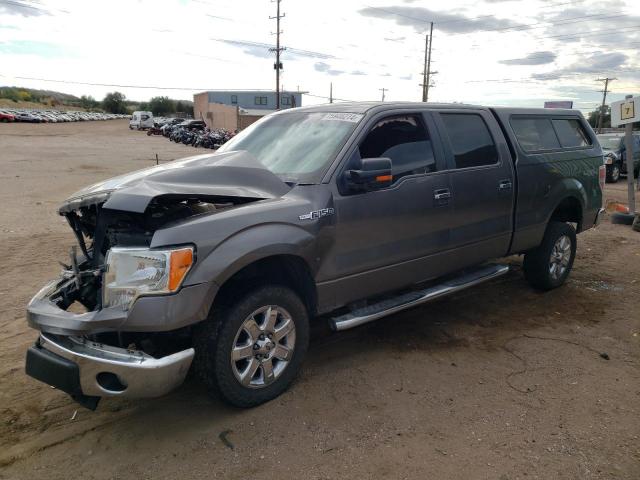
xmin=25 ymin=151 xmax=291 ymax=408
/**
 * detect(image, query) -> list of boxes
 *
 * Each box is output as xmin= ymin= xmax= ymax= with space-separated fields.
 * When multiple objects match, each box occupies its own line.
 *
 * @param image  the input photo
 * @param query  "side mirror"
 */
xmin=345 ymin=157 xmax=393 ymax=192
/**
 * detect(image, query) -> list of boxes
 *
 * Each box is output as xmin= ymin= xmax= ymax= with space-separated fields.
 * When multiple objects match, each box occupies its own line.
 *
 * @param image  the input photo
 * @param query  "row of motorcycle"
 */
xmin=149 ymin=118 xmax=235 ymax=149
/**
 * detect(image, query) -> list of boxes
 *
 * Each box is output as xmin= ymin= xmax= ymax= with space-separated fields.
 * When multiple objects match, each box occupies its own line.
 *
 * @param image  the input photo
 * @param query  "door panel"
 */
xmin=434 ymin=110 xmax=515 ymax=262
xmin=317 ymin=111 xmax=453 ymax=308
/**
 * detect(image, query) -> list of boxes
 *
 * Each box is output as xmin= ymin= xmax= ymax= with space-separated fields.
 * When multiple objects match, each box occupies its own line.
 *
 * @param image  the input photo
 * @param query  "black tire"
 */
xmin=194 ymin=285 xmax=310 ymax=408
xmin=611 ymin=212 xmax=635 ymax=225
xmin=523 ymin=221 xmax=576 ymax=291
xmin=606 ymin=164 xmax=620 ymax=183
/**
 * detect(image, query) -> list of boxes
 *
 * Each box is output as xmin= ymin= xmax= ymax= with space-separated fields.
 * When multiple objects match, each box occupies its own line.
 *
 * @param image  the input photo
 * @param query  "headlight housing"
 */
xmin=103 ymin=247 xmax=194 ymax=310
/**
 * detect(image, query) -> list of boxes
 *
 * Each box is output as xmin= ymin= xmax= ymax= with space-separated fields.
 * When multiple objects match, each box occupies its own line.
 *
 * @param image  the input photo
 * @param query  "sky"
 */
xmin=0 ymin=0 xmax=639 ymax=114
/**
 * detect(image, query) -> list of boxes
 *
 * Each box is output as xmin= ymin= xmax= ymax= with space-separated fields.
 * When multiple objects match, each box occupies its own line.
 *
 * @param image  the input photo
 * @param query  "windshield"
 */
xmin=217 ymin=111 xmax=362 ymax=183
xmin=597 ymin=135 xmax=622 ymax=150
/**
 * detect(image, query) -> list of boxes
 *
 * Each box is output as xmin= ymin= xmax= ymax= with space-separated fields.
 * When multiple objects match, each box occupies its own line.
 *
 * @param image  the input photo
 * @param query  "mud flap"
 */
xmin=25 ymin=345 xmax=100 ymax=411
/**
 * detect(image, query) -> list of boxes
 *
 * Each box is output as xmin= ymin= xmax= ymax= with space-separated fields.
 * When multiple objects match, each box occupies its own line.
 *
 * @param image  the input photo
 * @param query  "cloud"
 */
xmin=384 ymin=36 xmax=406 ymax=42
xmin=351 ymin=70 xmax=366 ymax=76
xmin=213 ymin=39 xmax=335 ymax=60
xmin=399 ymin=74 xmax=413 ymax=80
xmin=500 ymin=51 xmax=556 ymax=65
xmin=531 ymin=52 xmax=629 ymax=80
xmin=358 ymin=6 xmax=525 ymax=33
xmin=314 ymin=62 xmax=344 ymax=76
xmin=0 ymin=1 xmax=50 ymax=17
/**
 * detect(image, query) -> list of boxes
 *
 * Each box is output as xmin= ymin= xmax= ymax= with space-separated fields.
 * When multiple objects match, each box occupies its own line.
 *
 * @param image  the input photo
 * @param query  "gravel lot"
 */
xmin=0 ymin=120 xmax=639 ymax=480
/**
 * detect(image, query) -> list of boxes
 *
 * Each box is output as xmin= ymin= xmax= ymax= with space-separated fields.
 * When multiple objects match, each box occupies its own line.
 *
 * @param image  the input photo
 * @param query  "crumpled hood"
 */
xmin=59 ymin=151 xmax=292 ymax=214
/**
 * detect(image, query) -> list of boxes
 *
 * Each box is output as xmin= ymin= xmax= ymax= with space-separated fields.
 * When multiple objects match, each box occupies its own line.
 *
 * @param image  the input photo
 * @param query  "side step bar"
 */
xmin=330 ymin=264 xmax=510 ymax=331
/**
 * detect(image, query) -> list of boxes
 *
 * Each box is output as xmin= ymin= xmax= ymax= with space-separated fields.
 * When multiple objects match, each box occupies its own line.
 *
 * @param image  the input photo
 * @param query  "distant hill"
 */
xmin=0 ymin=86 xmax=82 ymax=108
xmin=0 ymin=86 xmax=194 ymax=115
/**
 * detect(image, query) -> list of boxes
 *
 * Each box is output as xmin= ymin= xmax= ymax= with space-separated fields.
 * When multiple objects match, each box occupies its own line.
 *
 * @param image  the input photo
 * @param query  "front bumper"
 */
xmin=27 ymin=276 xmax=217 ymax=336
xmin=595 ymin=207 xmax=606 ymax=227
xmin=26 ymin=333 xmax=194 ymax=406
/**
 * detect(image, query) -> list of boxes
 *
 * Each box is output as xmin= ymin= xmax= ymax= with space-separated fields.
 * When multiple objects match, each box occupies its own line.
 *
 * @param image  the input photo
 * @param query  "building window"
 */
xmin=281 ymin=96 xmax=291 ymax=106
xmin=254 ymin=96 xmax=268 ymax=106
xmin=231 ymin=95 xmax=238 ymax=104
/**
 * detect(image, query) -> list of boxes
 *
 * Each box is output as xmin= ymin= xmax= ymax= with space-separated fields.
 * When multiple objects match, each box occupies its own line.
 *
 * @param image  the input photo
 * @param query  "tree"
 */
xmin=587 ymin=106 xmax=610 ymax=129
xmin=102 ymin=91 xmax=127 ymax=114
xmin=148 ymin=96 xmax=175 ymax=116
xmin=80 ymin=95 xmax=99 ymax=110
xmin=175 ymin=100 xmax=193 ymax=116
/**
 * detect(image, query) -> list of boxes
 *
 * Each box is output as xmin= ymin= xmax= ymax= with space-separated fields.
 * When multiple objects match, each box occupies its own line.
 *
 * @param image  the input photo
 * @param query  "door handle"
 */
xmin=498 ymin=180 xmax=513 ymax=191
xmin=434 ymin=189 xmax=451 ymax=200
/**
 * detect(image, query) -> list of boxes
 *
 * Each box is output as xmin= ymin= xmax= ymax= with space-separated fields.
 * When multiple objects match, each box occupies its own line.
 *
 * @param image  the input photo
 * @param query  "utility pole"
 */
xmin=269 ymin=0 xmax=285 ymax=110
xmin=421 ymin=32 xmax=429 ymax=102
xmin=379 ymin=88 xmax=387 ymax=101
xmin=425 ymin=22 xmax=434 ymax=102
xmin=596 ymin=77 xmax=616 ymax=133
xmin=330 ymin=82 xmax=333 ymax=103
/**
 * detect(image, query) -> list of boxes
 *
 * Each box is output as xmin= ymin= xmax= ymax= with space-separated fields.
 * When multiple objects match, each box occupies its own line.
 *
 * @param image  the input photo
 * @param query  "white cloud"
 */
xmin=0 ymin=0 xmax=638 ymax=113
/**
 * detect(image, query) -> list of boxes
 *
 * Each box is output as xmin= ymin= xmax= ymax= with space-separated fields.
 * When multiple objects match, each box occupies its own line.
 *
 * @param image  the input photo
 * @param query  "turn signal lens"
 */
xmin=169 ymin=248 xmax=194 ymax=291
xmin=376 ymin=174 xmax=393 ymax=182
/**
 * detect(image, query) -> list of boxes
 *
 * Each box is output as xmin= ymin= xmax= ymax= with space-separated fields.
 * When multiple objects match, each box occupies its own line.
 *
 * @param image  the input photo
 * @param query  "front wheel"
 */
xmin=523 ymin=221 xmax=576 ymax=291
xmin=194 ymin=285 xmax=310 ymax=408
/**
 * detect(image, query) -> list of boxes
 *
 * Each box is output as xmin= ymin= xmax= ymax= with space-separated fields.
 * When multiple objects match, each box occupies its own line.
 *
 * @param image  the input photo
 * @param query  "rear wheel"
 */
xmin=194 ymin=285 xmax=309 ymax=408
xmin=524 ymin=222 xmax=576 ymax=290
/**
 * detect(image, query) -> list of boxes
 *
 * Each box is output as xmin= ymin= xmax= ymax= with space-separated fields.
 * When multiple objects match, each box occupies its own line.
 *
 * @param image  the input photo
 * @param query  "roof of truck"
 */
xmin=291 ymin=102 xmax=580 ymax=116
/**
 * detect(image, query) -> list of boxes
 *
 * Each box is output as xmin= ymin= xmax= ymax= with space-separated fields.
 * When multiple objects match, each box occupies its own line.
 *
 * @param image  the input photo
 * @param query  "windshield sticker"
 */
xmin=322 ymin=113 xmax=363 ymax=123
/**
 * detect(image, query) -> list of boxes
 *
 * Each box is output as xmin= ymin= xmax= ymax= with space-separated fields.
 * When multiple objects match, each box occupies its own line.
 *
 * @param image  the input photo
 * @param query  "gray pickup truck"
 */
xmin=25 ymin=102 xmax=605 ymax=409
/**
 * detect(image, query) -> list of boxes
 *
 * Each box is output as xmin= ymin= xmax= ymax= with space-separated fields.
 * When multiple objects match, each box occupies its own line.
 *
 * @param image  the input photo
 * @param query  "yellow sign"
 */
xmin=621 ymin=101 xmax=635 ymax=121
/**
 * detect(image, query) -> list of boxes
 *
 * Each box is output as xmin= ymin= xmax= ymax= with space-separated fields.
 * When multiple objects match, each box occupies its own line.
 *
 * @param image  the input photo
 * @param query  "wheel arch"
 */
xmin=212 ymin=254 xmax=318 ymax=318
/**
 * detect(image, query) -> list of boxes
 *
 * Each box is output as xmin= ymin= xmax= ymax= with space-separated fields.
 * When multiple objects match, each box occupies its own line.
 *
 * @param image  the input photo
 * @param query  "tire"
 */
xmin=611 ymin=212 xmax=635 ymax=225
xmin=194 ymin=285 xmax=310 ymax=408
xmin=606 ymin=164 xmax=620 ymax=183
xmin=523 ymin=222 xmax=576 ymax=291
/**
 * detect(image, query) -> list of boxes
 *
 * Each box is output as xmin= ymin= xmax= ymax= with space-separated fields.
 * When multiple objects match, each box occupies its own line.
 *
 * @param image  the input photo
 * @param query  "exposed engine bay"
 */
xmin=57 ymin=195 xmax=248 ymax=313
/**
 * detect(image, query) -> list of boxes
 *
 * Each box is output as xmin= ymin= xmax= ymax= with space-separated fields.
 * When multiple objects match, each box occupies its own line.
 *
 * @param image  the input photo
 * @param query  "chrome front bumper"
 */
xmin=34 ymin=333 xmax=194 ymax=398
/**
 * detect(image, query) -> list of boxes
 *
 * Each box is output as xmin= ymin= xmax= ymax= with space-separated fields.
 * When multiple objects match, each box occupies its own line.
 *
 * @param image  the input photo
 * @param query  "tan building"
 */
xmin=193 ymin=89 xmax=303 ymax=131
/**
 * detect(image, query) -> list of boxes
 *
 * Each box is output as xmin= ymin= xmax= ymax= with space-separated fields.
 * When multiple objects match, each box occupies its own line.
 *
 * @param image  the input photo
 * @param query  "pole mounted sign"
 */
xmin=611 ymin=97 xmax=640 ymax=126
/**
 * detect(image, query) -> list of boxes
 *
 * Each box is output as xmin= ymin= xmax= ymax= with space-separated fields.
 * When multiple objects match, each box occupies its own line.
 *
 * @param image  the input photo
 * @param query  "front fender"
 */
xmin=185 ymin=223 xmax=318 ymax=287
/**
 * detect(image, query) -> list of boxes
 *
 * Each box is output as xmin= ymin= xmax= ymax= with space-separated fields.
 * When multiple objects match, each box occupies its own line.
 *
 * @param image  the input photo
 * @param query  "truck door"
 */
xmin=433 ymin=109 xmax=515 ymax=265
xmin=320 ymin=111 xmax=453 ymax=307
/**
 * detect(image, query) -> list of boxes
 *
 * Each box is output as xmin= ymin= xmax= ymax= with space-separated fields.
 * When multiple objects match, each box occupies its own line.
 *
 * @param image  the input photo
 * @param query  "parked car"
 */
xmin=0 ymin=111 xmax=15 ymax=122
xmin=25 ymin=103 xmax=604 ymax=410
xmin=129 ymin=111 xmax=154 ymax=130
xmin=14 ymin=112 xmax=41 ymax=123
xmin=597 ymin=133 xmax=640 ymax=182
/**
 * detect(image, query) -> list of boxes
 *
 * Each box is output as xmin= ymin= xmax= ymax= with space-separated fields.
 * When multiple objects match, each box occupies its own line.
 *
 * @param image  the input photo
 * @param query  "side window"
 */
xmin=441 ymin=113 xmax=498 ymax=168
xmin=358 ymin=114 xmax=436 ymax=182
xmin=510 ymin=117 xmax=560 ymax=152
xmin=552 ymin=119 xmax=591 ymax=148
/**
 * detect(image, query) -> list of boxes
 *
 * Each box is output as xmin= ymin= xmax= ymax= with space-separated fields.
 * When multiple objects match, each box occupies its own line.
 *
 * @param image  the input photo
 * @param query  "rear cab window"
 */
xmin=440 ymin=113 xmax=499 ymax=168
xmin=510 ymin=118 xmax=560 ymax=152
xmin=552 ymin=119 xmax=591 ymax=148
xmin=510 ymin=115 xmax=592 ymax=152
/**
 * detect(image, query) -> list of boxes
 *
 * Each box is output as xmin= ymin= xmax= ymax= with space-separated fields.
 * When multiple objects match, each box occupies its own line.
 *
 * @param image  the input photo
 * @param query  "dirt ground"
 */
xmin=0 ymin=120 xmax=639 ymax=480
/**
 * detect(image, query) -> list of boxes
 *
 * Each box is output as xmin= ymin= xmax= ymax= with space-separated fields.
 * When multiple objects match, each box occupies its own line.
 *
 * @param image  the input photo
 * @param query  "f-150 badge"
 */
xmin=299 ymin=208 xmax=335 ymax=221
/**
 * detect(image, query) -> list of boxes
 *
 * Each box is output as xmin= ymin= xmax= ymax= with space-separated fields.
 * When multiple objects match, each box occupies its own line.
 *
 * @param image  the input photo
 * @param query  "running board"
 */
xmin=329 ymin=264 xmax=510 ymax=331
